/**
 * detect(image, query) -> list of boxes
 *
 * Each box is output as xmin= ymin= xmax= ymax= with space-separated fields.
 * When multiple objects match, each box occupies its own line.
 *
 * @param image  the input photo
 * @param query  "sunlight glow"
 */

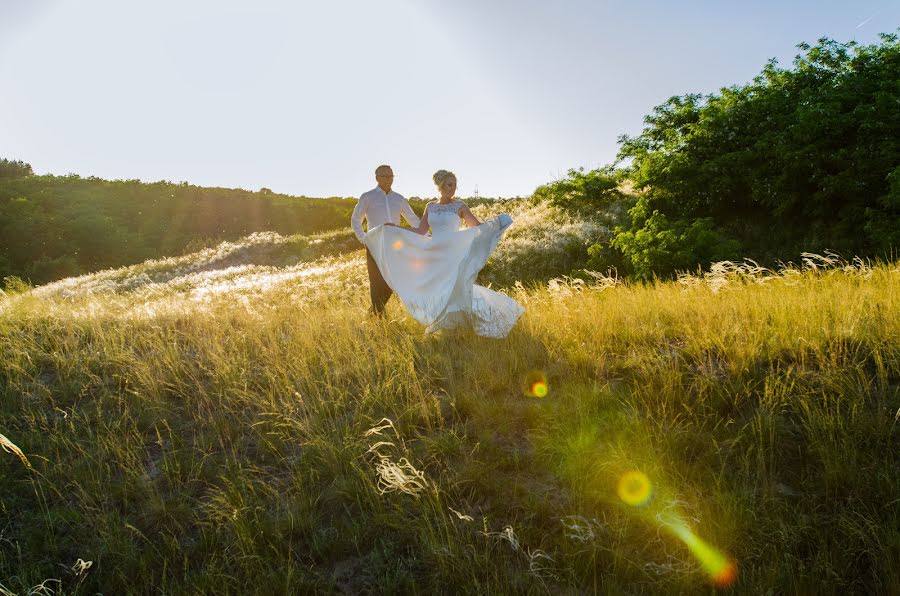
xmin=393 ymin=239 xmax=405 ymax=251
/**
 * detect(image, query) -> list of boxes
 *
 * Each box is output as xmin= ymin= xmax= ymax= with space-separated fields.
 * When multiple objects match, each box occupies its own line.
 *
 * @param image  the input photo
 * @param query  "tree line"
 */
xmin=0 ymin=170 xmax=358 ymax=284
xmin=537 ymin=32 xmax=900 ymax=279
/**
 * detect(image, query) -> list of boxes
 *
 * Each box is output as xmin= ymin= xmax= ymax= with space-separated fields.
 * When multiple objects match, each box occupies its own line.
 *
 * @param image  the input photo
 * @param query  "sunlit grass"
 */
xmin=0 ymin=234 xmax=897 ymax=592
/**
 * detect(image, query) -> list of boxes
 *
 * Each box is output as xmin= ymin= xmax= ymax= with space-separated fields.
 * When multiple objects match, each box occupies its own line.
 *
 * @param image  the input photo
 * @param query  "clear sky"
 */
xmin=1 ymin=0 xmax=897 ymax=198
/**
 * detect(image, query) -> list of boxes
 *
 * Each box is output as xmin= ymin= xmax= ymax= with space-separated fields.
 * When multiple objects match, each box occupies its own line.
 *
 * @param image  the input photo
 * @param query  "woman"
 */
xmin=363 ymin=169 xmax=524 ymax=338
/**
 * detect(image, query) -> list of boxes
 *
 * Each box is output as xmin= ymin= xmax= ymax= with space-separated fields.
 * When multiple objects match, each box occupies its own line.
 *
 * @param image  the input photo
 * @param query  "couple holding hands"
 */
xmin=351 ymin=165 xmax=524 ymax=338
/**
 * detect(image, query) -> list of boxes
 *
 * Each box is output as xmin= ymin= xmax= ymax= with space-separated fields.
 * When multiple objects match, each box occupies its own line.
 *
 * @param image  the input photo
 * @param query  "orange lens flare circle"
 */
xmin=617 ymin=471 xmax=653 ymax=507
xmin=392 ymin=239 xmax=404 ymax=250
xmin=712 ymin=560 xmax=738 ymax=587
xmin=665 ymin=520 xmax=738 ymax=588
xmin=524 ymin=371 xmax=548 ymax=398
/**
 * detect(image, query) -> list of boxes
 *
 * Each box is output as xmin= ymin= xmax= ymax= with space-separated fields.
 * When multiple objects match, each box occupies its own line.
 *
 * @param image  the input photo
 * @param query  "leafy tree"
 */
xmin=612 ymin=32 xmax=900 ymax=274
xmin=532 ymin=165 xmax=628 ymax=217
xmin=865 ymin=164 xmax=900 ymax=249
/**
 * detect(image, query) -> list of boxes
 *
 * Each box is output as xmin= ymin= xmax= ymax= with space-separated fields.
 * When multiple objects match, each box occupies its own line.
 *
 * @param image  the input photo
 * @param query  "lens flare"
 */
xmin=665 ymin=520 xmax=737 ymax=587
xmin=617 ymin=471 xmax=653 ymax=507
xmin=616 ymin=473 xmax=736 ymax=587
xmin=712 ymin=561 xmax=738 ymax=588
xmin=392 ymin=239 xmax=404 ymax=250
xmin=524 ymin=371 xmax=548 ymax=398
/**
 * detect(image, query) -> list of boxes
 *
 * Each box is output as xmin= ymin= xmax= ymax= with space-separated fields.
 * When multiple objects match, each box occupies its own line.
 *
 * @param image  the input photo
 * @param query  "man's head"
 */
xmin=375 ymin=165 xmax=394 ymax=193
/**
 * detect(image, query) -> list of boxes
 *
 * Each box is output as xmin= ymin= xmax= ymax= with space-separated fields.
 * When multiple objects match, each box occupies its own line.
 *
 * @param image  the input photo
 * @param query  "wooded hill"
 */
xmin=0 ymin=168 xmax=358 ymax=284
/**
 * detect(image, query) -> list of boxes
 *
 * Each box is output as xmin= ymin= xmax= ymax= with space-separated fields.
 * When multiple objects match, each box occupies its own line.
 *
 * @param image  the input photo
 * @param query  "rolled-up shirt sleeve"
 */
xmin=400 ymin=200 xmax=420 ymax=228
xmin=351 ymin=194 xmax=367 ymax=243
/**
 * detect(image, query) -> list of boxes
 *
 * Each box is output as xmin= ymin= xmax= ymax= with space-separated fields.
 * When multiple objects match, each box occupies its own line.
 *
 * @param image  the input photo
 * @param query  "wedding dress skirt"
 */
xmin=363 ymin=207 xmax=524 ymax=338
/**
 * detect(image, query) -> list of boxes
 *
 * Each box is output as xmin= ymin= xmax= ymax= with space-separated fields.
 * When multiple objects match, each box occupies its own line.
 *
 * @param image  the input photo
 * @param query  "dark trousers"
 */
xmin=366 ymin=248 xmax=393 ymax=316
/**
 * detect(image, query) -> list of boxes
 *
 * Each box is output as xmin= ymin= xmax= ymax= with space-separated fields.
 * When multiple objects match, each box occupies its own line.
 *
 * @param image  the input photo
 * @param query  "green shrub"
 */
xmin=611 ymin=198 xmax=741 ymax=280
xmin=2 ymin=275 xmax=30 ymax=294
xmin=531 ymin=165 xmax=628 ymax=218
xmin=469 ymin=200 xmax=613 ymax=287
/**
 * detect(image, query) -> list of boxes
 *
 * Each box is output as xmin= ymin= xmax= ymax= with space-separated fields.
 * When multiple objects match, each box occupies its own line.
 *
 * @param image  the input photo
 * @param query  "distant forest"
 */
xmin=0 ymin=166 xmax=360 ymax=284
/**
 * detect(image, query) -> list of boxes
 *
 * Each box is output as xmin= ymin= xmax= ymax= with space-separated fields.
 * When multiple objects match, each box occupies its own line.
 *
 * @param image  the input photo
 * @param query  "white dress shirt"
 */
xmin=351 ymin=187 xmax=421 ymax=243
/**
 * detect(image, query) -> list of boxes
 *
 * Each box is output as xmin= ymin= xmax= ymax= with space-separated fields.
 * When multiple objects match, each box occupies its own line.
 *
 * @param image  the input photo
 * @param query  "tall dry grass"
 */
xmin=0 ymin=230 xmax=897 ymax=593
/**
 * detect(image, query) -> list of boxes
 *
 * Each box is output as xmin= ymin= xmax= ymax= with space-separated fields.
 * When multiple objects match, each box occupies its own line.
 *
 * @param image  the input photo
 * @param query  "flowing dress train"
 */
xmin=363 ymin=203 xmax=524 ymax=338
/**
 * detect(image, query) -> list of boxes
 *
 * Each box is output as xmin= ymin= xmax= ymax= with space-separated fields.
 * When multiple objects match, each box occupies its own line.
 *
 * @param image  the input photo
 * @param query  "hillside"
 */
xmin=0 ymin=172 xmax=359 ymax=285
xmin=1 ymin=215 xmax=897 ymax=593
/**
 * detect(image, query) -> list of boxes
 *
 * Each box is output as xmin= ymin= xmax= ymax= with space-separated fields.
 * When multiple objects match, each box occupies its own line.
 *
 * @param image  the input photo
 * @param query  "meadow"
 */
xmin=0 ymin=200 xmax=898 ymax=594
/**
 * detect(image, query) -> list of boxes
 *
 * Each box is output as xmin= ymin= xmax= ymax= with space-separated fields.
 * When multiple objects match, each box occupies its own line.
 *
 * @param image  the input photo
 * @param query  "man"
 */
xmin=351 ymin=165 xmax=421 ymax=316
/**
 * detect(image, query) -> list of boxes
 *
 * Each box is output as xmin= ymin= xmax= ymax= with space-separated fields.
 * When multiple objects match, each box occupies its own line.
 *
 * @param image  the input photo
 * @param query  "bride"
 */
xmin=362 ymin=169 xmax=524 ymax=338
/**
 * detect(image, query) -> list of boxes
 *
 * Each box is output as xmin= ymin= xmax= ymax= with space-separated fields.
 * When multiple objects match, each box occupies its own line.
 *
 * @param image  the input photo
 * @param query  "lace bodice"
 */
xmin=430 ymin=200 xmax=463 ymax=213
xmin=428 ymin=201 xmax=463 ymax=237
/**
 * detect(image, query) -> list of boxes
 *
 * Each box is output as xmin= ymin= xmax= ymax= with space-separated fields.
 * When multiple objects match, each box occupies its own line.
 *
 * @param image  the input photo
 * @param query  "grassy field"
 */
xmin=0 ymin=212 xmax=898 ymax=593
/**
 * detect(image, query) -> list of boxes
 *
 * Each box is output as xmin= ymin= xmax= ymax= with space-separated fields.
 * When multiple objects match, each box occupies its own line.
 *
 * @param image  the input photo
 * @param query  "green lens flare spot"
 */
xmin=617 ymin=470 xmax=653 ymax=507
xmin=524 ymin=371 xmax=548 ymax=398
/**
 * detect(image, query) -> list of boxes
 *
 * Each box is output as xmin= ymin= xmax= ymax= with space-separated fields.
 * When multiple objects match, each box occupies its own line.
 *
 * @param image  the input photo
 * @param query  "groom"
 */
xmin=351 ymin=165 xmax=421 ymax=316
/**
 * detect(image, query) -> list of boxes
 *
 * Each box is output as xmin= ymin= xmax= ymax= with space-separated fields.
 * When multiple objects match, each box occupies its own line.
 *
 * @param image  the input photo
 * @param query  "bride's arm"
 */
xmin=459 ymin=204 xmax=481 ymax=228
xmin=409 ymin=204 xmax=431 ymax=235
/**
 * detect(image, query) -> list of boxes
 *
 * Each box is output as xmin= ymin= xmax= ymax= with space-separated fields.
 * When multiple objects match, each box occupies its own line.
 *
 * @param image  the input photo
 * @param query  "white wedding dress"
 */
xmin=363 ymin=201 xmax=525 ymax=338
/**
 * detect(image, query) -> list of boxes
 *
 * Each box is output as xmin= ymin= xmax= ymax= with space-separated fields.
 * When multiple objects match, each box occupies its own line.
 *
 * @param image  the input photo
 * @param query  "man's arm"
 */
xmin=399 ymin=199 xmax=421 ymax=228
xmin=350 ymin=194 xmax=368 ymax=243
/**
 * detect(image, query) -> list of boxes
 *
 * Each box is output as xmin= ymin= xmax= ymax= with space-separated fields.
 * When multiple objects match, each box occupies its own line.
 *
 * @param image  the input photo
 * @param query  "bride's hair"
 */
xmin=432 ymin=169 xmax=456 ymax=187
